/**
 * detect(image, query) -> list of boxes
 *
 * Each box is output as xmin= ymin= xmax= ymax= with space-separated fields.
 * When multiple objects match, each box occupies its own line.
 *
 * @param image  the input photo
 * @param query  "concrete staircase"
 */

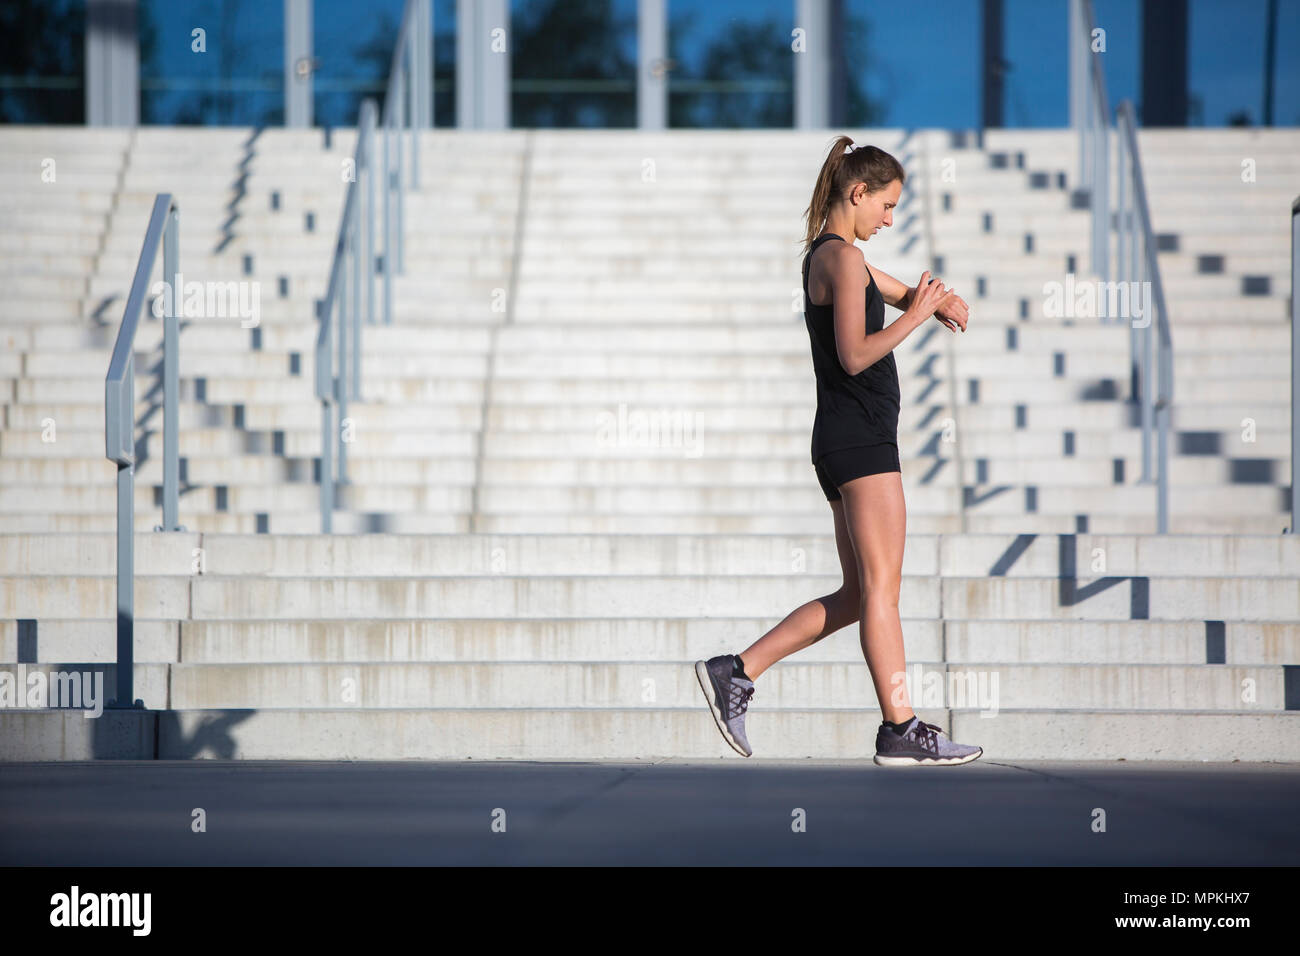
xmin=1 ymin=126 xmax=1296 ymax=761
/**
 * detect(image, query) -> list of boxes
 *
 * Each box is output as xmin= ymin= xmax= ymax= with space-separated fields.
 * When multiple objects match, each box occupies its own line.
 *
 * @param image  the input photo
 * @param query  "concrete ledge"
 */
xmin=0 ymin=708 xmax=155 ymax=760
xmin=3 ymin=706 xmax=1297 ymax=762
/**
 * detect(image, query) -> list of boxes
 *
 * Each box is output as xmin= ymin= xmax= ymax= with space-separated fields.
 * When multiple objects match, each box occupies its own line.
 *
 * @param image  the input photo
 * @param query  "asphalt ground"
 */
xmin=2 ymin=758 xmax=1297 ymax=866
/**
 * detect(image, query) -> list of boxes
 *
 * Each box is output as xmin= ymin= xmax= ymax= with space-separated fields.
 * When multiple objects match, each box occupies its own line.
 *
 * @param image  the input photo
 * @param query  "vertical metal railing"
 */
xmin=1073 ymin=0 xmax=1110 ymax=286
xmin=1116 ymin=101 xmax=1174 ymax=533
xmin=104 ymin=193 xmax=182 ymax=710
xmin=317 ymin=0 xmax=429 ymax=532
xmin=1290 ymin=196 xmax=1299 ymax=534
xmin=1073 ymin=0 xmax=1173 ymax=532
xmin=316 ymin=100 xmax=373 ymax=533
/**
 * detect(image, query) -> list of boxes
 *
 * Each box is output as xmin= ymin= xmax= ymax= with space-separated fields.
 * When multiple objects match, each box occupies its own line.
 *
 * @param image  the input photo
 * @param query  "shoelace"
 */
xmin=909 ymin=720 xmax=945 ymax=753
xmin=727 ymin=683 xmax=755 ymax=717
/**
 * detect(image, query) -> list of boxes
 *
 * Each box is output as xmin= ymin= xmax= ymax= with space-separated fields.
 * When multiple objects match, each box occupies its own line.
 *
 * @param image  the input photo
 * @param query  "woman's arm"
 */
xmin=866 ymin=263 xmax=916 ymax=310
xmin=830 ymin=245 xmax=927 ymax=375
xmin=868 ymin=261 xmax=969 ymax=332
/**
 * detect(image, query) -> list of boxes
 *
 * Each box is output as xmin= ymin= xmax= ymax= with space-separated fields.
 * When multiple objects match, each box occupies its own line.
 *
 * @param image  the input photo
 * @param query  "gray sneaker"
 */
xmin=695 ymin=655 xmax=754 ymax=756
xmin=874 ymin=716 xmax=983 ymax=767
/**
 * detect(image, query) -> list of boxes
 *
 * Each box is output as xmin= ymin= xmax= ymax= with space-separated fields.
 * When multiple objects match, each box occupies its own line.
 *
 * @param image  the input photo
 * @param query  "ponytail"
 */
xmin=800 ymin=136 xmax=906 ymax=258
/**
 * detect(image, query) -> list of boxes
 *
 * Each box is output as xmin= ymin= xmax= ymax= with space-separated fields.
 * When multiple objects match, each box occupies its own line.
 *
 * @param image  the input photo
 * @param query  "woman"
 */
xmin=695 ymin=136 xmax=983 ymax=767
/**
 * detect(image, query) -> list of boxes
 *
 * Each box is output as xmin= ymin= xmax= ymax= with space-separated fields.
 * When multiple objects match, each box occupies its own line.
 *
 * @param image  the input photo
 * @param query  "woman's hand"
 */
xmin=905 ymin=271 xmax=955 ymax=327
xmin=933 ymin=288 xmax=969 ymax=333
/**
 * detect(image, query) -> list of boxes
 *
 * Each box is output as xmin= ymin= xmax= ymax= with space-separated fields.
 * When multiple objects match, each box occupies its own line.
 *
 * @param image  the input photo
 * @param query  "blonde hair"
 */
xmin=800 ymin=135 xmax=906 ymax=258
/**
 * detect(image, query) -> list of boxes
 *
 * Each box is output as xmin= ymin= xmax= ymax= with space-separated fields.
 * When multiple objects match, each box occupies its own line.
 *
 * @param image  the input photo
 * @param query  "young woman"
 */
xmin=696 ymin=135 xmax=983 ymax=767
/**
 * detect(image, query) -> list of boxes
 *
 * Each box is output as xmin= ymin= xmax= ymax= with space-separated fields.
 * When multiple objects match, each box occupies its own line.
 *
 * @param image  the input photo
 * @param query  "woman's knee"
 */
xmin=857 ymin=573 xmax=902 ymax=610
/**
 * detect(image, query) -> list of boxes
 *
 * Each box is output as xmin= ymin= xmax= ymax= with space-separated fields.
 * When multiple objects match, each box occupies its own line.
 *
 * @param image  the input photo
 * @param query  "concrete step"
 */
xmin=1 ymin=395 xmax=1290 ymax=435
xmin=3 ymin=707 xmax=1295 ymax=761
xmin=3 ymin=532 xmax=1293 ymax=578
xmin=3 ymin=571 xmax=1297 ymax=621
xmin=0 ymin=509 xmax=1286 ymax=535
xmin=145 ymin=660 xmax=1286 ymax=710
xmin=9 ymin=615 xmax=1296 ymax=666
xmin=0 ymin=447 xmax=1287 ymax=489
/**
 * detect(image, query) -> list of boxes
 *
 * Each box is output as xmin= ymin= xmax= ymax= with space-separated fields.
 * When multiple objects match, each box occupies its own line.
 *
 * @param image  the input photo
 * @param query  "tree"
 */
xmin=0 ymin=0 xmax=85 ymax=124
xmin=511 ymin=0 xmax=637 ymax=127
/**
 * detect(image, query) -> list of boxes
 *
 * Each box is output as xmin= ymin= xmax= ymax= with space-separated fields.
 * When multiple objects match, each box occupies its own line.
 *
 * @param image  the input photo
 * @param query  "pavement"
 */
xmin=2 ymin=758 xmax=1298 ymax=865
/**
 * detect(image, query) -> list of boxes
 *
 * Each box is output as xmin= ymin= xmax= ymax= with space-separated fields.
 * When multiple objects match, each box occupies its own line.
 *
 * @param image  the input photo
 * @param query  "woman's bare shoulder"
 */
xmin=812 ymin=237 xmax=863 ymax=274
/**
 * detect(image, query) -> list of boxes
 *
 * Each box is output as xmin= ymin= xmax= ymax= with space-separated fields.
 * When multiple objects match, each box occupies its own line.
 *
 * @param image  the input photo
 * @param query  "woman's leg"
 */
xmin=736 ymin=498 xmax=862 ymax=681
xmin=839 ymin=470 xmax=915 ymax=725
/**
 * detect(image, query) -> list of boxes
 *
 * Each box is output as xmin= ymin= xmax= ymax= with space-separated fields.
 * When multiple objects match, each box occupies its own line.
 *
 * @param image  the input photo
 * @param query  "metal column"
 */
xmin=638 ymin=0 xmax=668 ymax=129
xmin=1291 ymin=197 xmax=1300 ymax=532
xmin=1070 ymin=0 xmax=1084 ymax=183
xmin=160 ymin=206 xmax=181 ymax=531
xmin=457 ymin=0 xmax=510 ymax=128
xmin=481 ymin=0 xmax=510 ymax=128
xmin=794 ymin=0 xmax=831 ymax=129
xmin=85 ymin=0 xmax=139 ymax=126
xmin=414 ymin=0 xmax=433 ymax=128
xmin=456 ymin=0 xmax=478 ymax=127
xmin=285 ymin=0 xmax=314 ymax=127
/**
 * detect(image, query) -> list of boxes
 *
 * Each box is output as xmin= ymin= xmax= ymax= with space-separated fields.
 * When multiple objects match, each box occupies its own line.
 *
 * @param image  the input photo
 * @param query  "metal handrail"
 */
xmin=315 ymin=100 xmax=372 ymax=532
xmin=1116 ymin=101 xmax=1174 ymax=533
xmin=1075 ymin=0 xmax=1110 ymax=284
xmin=1072 ymin=1 xmax=1172 ymax=532
xmin=104 ymin=193 xmax=182 ymax=710
xmin=317 ymin=0 xmax=426 ymax=532
xmin=1291 ymin=196 xmax=1299 ymax=534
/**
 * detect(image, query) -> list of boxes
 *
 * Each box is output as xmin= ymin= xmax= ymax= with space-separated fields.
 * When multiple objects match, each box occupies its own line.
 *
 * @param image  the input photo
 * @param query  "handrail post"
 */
xmin=113 ymin=358 xmax=134 ymax=712
xmin=1290 ymin=196 xmax=1299 ymax=533
xmin=395 ymin=55 xmax=406 ymax=276
xmin=316 ymin=1 xmax=423 ymax=531
xmin=105 ymin=193 xmax=179 ymax=709
xmin=1128 ymin=130 xmax=1141 ymax=414
xmin=1141 ymin=253 xmax=1153 ymax=481
xmin=383 ymin=102 xmax=393 ymax=325
xmin=1157 ymin=348 xmax=1170 ymax=533
xmin=352 ymin=150 xmax=363 ymax=398
xmin=1096 ymin=110 xmax=1108 ymax=286
xmin=1118 ymin=99 xmax=1175 ymax=531
xmin=160 ymin=206 xmax=182 ymax=531
xmin=114 ymin=357 xmax=135 ymax=709
xmin=1119 ymin=124 xmax=1136 ymax=395
xmin=366 ymin=103 xmax=377 ymax=329
xmin=409 ymin=23 xmax=420 ymax=191
xmin=338 ymin=230 xmax=350 ymax=485
xmin=318 ymin=295 xmax=334 ymax=534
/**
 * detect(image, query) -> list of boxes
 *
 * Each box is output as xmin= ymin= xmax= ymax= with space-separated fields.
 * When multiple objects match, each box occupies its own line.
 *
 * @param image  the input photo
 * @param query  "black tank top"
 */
xmin=802 ymin=232 xmax=901 ymax=462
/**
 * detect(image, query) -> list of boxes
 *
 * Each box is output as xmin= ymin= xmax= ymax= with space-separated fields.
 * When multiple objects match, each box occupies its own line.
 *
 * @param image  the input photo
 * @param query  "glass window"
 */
xmin=0 ymin=0 xmax=86 ymax=124
xmin=314 ymin=0 xmax=457 ymax=128
xmin=139 ymin=0 xmax=283 ymax=125
xmin=510 ymin=0 xmax=637 ymax=127
xmin=841 ymin=0 xmax=979 ymax=129
xmin=312 ymin=0 xmax=406 ymax=127
xmin=434 ymin=0 xmax=456 ymax=127
xmin=1189 ymin=0 xmax=1297 ymax=126
xmin=668 ymin=0 xmax=792 ymax=127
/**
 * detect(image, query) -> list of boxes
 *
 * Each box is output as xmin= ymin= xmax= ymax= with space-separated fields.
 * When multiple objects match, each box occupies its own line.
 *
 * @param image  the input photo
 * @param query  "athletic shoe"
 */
xmin=873 ymin=716 xmax=983 ymax=767
xmin=695 ymin=654 xmax=754 ymax=756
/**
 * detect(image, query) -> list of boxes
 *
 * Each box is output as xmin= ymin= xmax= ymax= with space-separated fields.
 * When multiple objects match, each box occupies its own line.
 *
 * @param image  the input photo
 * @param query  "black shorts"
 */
xmin=813 ymin=442 xmax=901 ymax=501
